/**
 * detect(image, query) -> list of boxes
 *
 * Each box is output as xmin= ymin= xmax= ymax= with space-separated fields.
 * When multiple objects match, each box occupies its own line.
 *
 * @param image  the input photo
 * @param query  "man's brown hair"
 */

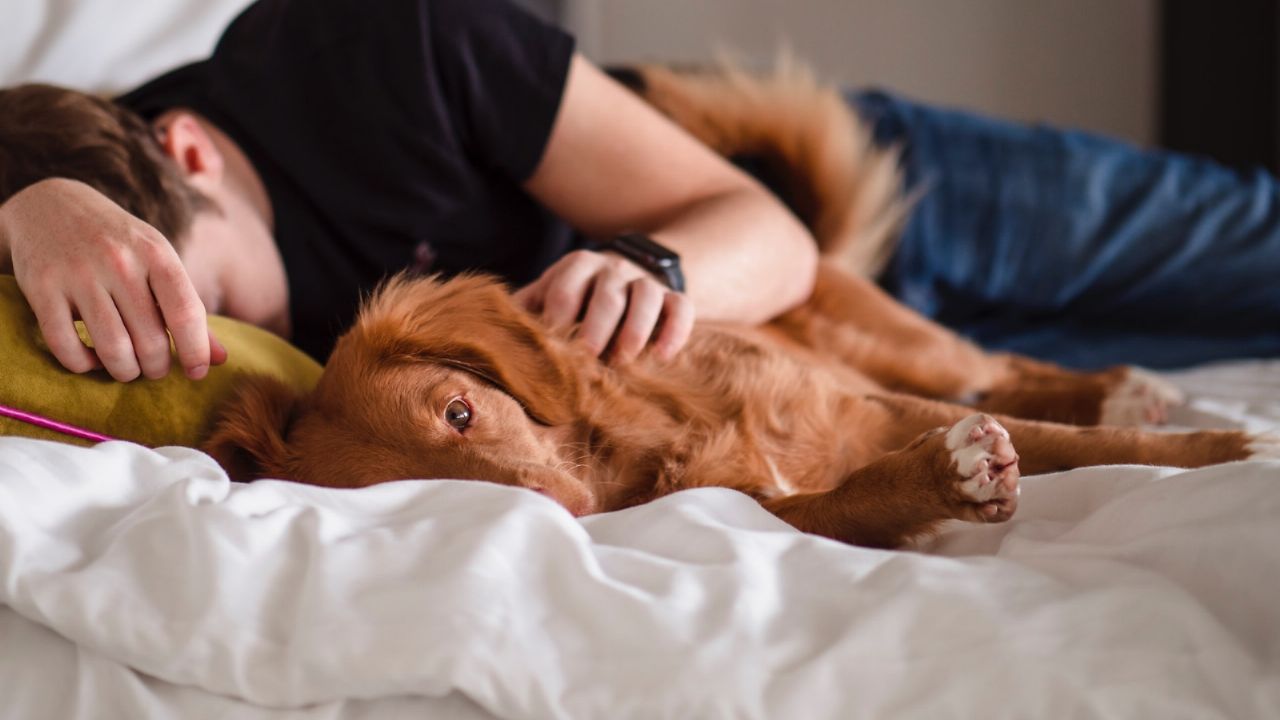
xmin=0 ymin=83 xmax=206 ymax=241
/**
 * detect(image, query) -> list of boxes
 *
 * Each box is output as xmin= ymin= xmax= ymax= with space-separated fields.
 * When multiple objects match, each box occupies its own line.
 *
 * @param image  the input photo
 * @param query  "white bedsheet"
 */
xmin=0 ymin=0 xmax=253 ymax=93
xmin=2 ymin=362 xmax=1280 ymax=719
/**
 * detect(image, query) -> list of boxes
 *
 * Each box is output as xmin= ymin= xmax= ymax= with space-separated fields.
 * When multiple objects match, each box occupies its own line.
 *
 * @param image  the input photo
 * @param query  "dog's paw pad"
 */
xmin=945 ymin=414 xmax=1020 ymax=522
xmin=1247 ymin=432 xmax=1280 ymax=460
xmin=1100 ymin=367 xmax=1186 ymax=426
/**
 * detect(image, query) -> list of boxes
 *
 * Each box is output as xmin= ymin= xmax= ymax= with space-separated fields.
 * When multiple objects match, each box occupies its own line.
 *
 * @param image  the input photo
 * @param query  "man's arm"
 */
xmin=519 ymin=55 xmax=818 ymax=361
xmin=0 ymin=178 xmax=223 ymax=380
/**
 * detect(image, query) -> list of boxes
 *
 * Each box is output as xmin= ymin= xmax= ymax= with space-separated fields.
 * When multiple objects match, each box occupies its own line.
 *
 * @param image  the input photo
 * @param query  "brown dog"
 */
xmin=203 ymin=65 xmax=1277 ymax=549
xmin=203 ymin=266 xmax=1276 ymax=549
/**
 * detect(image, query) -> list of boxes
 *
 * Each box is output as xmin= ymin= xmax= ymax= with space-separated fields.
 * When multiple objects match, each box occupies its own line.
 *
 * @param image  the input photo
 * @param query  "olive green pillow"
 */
xmin=0 ymin=274 xmax=321 ymax=448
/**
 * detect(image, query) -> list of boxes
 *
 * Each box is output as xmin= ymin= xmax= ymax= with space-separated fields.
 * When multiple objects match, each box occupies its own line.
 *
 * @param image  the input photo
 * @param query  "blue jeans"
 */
xmin=850 ymin=90 xmax=1280 ymax=370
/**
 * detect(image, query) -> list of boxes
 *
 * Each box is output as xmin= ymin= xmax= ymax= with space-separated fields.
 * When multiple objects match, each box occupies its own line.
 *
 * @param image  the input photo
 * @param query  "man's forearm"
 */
xmin=650 ymin=185 xmax=817 ymax=324
xmin=0 ymin=178 xmax=77 ymax=275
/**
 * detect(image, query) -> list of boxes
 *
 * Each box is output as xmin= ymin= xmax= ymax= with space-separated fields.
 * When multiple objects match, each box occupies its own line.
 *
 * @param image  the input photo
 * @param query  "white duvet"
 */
xmin=2 ymin=362 xmax=1280 ymax=720
xmin=5 ymin=3 xmax=1278 ymax=717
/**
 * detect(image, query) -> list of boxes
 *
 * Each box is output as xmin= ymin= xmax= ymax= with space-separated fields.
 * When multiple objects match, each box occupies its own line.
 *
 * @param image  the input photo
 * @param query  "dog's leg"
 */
xmin=858 ymin=394 xmax=1269 ymax=475
xmin=984 ymin=363 xmax=1186 ymax=426
xmin=762 ymin=404 xmax=1277 ymax=549
xmin=770 ymin=261 xmax=1182 ymax=425
xmin=769 ymin=262 xmax=1003 ymax=398
xmin=976 ymin=416 xmax=1271 ymax=475
xmin=762 ymin=413 xmax=1021 ymax=548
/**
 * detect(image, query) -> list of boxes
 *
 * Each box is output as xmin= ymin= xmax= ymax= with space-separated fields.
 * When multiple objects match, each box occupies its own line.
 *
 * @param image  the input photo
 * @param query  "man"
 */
xmin=0 ymin=0 xmax=817 ymax=382
xmin=6 ymin=0 xmax=1280 ymax=380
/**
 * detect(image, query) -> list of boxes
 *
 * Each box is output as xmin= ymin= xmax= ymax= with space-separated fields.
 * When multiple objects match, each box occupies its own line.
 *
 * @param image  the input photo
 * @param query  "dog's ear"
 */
xmin=353 ymin=274 xmax=581 ymax=426
xmin=202 ymin=374 xmax=304 ymax=481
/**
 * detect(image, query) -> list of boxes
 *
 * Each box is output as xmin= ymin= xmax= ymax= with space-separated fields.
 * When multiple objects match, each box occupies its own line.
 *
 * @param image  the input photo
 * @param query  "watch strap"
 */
xmin=597 ymin=232 xmax=686 ymax=293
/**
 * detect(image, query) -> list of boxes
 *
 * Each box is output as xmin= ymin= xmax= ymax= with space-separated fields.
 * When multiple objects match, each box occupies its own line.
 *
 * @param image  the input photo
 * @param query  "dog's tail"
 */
xmin=609 ymin=58 xmax=910 ymax=277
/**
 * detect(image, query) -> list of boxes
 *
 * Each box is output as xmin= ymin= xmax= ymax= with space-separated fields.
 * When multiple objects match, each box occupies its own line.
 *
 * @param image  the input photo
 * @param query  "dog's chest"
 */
xmin=662 ymin=333 xmax=855 ymax=493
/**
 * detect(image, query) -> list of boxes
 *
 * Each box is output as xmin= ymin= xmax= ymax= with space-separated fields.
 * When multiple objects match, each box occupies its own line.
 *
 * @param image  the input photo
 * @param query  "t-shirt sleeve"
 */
xmin=425 ymin=0 xmax=575 ymax=181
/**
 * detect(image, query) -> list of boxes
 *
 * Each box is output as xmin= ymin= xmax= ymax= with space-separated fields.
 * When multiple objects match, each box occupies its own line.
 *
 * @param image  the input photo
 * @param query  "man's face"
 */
xmin=155 ymin=110 xmax=290 ymax=337
xmin=174 ymin=179 xmax=291 ymax=338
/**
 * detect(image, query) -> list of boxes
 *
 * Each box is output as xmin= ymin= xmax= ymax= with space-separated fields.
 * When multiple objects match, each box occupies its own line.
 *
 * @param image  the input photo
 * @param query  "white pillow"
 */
xmin=0 ymin=0 xmax=254 ymax=93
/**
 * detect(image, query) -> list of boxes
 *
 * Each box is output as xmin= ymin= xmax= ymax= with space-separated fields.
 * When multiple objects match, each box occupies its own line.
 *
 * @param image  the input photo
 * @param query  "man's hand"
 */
xmin=0 ymin=178 xmax=226 ymax=381
xmin=513 ymin=249 xmax=694 ymax=364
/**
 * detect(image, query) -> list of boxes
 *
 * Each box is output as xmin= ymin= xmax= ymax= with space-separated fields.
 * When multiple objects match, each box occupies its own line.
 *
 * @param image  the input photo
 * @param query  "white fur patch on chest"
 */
xmin=764 ymin=455 xmax=796 ymax=496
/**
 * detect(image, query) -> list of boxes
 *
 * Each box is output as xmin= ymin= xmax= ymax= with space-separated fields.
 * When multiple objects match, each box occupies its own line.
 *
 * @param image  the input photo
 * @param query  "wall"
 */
xmin=566 ymin=0 xmax=1157 ymax=145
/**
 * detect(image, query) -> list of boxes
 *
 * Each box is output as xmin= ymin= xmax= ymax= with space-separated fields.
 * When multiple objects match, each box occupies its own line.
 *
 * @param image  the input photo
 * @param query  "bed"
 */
xmin=4 ymin=3 xmax=1280 ymax=718
xmin=1 ymin=361 xmax=1279 ymax=718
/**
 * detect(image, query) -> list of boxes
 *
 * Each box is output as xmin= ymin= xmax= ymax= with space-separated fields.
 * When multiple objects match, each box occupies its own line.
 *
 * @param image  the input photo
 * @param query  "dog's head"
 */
xmin=203 ymin=274 xmax=598 ymax=515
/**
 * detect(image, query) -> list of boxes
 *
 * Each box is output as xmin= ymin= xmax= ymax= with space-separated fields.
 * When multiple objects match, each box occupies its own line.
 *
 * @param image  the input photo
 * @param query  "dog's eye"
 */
xmin=444 ymin=398 xmax=472 ymax=431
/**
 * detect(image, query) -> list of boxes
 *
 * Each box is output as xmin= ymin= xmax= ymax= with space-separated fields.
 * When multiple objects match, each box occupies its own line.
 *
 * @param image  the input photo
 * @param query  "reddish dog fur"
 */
xmin=204 ymin=64 xmax=1268 ymax=549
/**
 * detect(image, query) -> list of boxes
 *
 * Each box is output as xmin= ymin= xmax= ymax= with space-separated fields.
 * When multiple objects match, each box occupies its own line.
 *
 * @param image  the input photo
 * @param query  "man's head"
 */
xmin=0 ymin=84 xmax=287 ymax=332
xmin=0 ymin=83 xmax=207 ymax=242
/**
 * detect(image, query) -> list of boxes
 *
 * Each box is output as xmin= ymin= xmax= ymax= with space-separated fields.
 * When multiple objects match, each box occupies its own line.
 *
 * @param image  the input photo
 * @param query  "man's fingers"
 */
xmin=111 ymin=284 xmax=173 ymax=380
xmin=527 ymin=252 xmax=684 ymax=361
xmin=510 ymin=281 xmax=542 ymax=313
xmin=577 ymin=276 xmax=628 ymax=356
xmin=148 ymin=256 xmax=212 ymax=380
xmin=73 ymin=287 xmax=141 ymax=382
xmin=541 ymin=253 xmax=600 ymax=329
xmin=610 ymin=279 xmax=664 ymax=364
xmin=29 ymin=292 xmax=99 ymax=374
xmin=652 ymin=291 xmax=695 ymax=362
xmin=209 ymin=331 xmax=229 ymax=366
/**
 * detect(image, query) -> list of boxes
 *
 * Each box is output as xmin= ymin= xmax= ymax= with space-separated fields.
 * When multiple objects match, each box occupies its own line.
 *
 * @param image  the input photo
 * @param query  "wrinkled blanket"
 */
xmin=2 ymin=361 xmax=1279 ymax=719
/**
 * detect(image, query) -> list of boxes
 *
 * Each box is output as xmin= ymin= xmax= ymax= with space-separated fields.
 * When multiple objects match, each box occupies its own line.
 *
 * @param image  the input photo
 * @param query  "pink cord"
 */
xmin=0 ymin=403 xmax=118 ymax=444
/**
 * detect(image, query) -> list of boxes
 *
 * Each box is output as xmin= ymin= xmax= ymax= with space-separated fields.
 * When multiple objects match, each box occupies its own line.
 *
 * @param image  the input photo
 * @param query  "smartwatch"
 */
xmin=598 ymin=232 xmax=686 ymax=293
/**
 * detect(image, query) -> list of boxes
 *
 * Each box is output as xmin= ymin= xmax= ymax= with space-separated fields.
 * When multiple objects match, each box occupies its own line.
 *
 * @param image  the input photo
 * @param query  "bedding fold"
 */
xmin=1 ymin=435 xmax=1278 ymax=719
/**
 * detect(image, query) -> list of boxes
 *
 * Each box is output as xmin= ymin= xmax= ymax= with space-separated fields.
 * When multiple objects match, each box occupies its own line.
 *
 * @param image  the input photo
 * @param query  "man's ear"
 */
xmin=154 ymin=111 xmax=224 ymax=191
xmin=203 ymin=374 xmax=303 ymax=481
xmin=352 ymin=273 xmax=582 ymax=426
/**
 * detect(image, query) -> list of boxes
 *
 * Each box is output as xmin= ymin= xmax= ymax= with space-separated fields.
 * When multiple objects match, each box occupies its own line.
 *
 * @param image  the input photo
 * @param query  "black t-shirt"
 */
xmin=118 ymin=0 xmax=576 ymax=360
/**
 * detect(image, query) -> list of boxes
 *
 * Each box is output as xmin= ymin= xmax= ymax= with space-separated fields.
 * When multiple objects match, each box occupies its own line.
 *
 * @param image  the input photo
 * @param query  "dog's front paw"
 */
xmin=1100 ymin=367 xmax=1185 ymax=426
xmin=945 ymin=414 xmax=1020 ymax=522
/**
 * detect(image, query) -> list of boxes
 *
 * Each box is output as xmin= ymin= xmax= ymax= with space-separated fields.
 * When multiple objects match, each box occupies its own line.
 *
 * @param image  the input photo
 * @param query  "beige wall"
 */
xmin=567 ymin=0 xmax=1157 ymax=145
